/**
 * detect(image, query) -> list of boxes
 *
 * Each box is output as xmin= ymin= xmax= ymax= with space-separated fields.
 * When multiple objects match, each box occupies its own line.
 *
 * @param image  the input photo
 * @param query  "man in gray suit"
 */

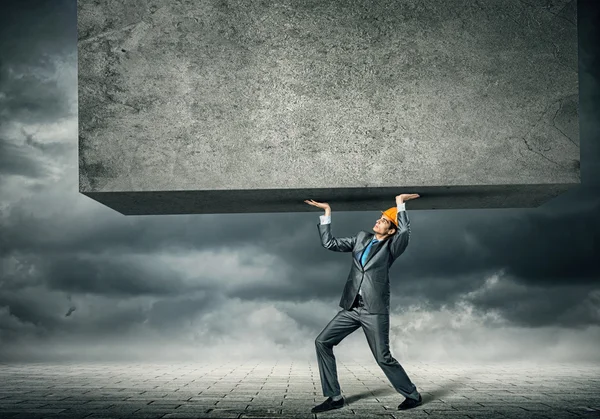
xmin=304 ymin=193 xmax=422 ymax=413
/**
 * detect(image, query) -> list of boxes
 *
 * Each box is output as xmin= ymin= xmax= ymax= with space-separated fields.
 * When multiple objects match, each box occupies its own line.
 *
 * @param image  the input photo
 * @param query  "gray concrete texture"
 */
xmin=78 ymin=0 xmax=580 ymax=214
xmin=1 ymin=361 xmax=599 ymax=418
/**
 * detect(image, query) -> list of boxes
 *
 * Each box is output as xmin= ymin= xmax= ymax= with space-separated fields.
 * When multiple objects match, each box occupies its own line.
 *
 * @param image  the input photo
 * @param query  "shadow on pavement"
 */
xmin=344 ymin=387 xmax=397 ymax=404
xmin=344 ymin=376 xmax=472 ymax=406
xmin=424 ymin=378 xmax=472 ymax=401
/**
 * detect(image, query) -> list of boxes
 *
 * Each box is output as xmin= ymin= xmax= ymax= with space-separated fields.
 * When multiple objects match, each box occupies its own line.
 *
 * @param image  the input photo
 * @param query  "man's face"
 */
xmin=373 ymin=215 xmax=394 ymax=235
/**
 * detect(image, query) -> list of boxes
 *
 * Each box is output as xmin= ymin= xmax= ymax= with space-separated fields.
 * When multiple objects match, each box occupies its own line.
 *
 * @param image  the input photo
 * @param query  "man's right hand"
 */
xmin=304 ymin=199 xmax=330 ymax=210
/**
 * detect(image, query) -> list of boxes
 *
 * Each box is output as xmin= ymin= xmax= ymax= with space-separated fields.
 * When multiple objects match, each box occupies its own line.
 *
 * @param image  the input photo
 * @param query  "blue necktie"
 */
xmin=360 ymin=238 xmax=378 ymax=266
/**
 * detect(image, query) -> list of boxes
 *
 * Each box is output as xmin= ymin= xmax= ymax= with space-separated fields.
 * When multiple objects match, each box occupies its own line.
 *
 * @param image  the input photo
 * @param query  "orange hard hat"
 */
xmin=380 ymin=207 xmax=398 ymax=227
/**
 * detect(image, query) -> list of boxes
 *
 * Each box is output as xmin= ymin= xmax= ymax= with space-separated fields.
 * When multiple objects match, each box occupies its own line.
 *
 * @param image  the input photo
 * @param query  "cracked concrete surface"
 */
xmin=78 ymin=0 xmax=580 ymax=214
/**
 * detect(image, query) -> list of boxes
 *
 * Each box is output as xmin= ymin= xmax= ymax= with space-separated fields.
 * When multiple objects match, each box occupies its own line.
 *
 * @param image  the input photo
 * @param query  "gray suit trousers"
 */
xmin=315 ymin=305 xmax=419 ymax=400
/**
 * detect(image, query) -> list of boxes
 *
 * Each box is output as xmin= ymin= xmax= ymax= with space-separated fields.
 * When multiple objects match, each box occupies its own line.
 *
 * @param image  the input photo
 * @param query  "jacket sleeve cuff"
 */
xmin=397 ymin=202 xmax=406 ymax=212
xmin=319 ymin=215 xmax=331 ymax=224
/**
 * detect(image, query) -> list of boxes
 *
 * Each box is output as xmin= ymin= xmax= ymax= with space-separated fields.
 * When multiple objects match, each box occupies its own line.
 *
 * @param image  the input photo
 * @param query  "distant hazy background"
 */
xmin=0 ymin=0 xmax=598 ymax=363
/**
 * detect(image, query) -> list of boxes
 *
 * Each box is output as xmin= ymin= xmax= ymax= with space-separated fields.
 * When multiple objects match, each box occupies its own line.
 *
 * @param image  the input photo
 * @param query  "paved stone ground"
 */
xmin=0 ymin=361 xmax=599 ymax=419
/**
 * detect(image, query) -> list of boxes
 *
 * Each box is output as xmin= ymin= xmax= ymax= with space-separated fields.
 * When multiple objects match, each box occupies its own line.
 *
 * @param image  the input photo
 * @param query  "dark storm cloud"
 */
xmin=246 ymin=198 xmax=600 ymax=299
xmin=0 ymin=0 xmax=77 ymax=186
xmin=21 ymin=126 xmax=74 ymax=156
xmin=0 ymin=277 xmax=226 ymax=341
xmin=0 ymin=61 xmax=76 ymax=125
xmin=399 ymin=196 xmax=600 ymax=287
xmin=43 ymin=254 xmax=193 ymax=296
xmin=0 ymin=0 xmax=76 ymax=125
xmin=0 ymin=1 xmax=76 ymax=60
xmin=0 ymin=289 xmax=147 ymax=337
xmin=465 ymin=278 xmax=600 ymax=328
xmin=1 ymin=192 xmax=597 ymax=308
xmin=0 ymin=208 xmax=305 ymax=256
xmin=0 ymin=291 xmax=62 ymax=333
xmin=145 ymin=292 xmax=226 ymax=329
xmin=219 ymin=189 xmax=600 ymax=331
xmin=495 ymin=201 xmax=599 ymax=284
xmin=2 ymin=189 xmax=596 ymax=337
xmin=0 ymin=128 xmax=73 ymax=181
xmin=0 ymin=136 xmax=49 ymax=178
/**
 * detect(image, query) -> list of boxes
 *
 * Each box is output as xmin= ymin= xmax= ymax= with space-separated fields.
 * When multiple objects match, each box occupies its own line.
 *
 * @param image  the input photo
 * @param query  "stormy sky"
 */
xmin=0 ymin=0 xmax=599 ymax=364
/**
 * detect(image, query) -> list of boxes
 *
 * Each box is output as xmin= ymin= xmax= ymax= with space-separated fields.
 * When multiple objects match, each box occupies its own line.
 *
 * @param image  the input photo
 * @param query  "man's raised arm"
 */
xmin=305 ymin=199 xmax=357 ymax=252
xmin=388 ymin=194 xmax=419 ymax=259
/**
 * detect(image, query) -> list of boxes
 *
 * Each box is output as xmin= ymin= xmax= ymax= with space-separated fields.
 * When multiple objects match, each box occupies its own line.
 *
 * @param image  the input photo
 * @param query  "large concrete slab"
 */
xmin=78 ymin=0 xmax=580 ymax=214
xmin=1 ymin=361 xmax=599 ymax=418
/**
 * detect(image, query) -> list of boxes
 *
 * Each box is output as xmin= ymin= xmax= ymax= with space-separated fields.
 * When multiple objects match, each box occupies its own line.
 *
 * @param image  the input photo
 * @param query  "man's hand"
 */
xmin=305 ymin=199 xmax=331 ymax=216
xmin=304 ymin=199 xmax=331 ymax=210
xmin=396 ymin=194 xmax=420 ymax=204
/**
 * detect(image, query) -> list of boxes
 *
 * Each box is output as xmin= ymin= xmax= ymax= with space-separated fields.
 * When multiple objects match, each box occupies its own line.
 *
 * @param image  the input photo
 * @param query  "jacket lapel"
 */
xmin=354 ymin=235 xmax=371 ymax=268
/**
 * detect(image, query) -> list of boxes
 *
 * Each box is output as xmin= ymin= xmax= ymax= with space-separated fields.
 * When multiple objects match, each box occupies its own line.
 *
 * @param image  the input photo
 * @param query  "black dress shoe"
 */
xmin=398 ymin=393 xmax=422 ymax=410
xmin=311 ymin=397 xmax=344 ymax=413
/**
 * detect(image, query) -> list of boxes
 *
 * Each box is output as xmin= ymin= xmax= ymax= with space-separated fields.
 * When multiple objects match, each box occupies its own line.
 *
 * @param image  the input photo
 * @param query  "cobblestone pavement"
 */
xmin=0 ymin=361 xmax=599 ymax=419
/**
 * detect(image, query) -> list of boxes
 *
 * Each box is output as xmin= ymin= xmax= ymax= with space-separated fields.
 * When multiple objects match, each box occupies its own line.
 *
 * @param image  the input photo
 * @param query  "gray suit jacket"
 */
xmin=317 ymin=210 xmax=410 ymax=315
